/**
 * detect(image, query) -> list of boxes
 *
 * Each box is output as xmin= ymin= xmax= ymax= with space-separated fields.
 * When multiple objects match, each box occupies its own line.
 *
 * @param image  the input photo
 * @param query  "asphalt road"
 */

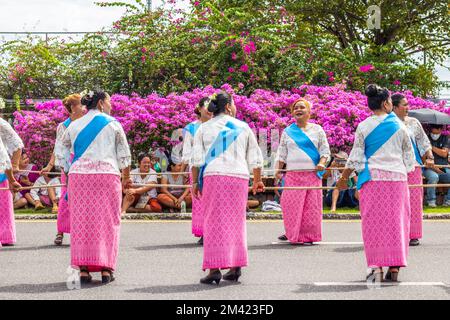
xmin=1 ymin=220 xmax=450 ymax=300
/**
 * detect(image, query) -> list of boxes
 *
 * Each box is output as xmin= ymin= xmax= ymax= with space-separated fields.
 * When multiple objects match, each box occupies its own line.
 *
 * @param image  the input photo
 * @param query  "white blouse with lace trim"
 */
xmin=55 ymin=110 xmax=132 ymax=175
xmin=0 ymin=118 xmax=24 ymax=172
xmin=346 ymin=114 xmax=416 ymax=178
xmin=404 ymin=116 xmax=432 ymax=164
xmin=276 ymin=123 xmax=331 ymax=170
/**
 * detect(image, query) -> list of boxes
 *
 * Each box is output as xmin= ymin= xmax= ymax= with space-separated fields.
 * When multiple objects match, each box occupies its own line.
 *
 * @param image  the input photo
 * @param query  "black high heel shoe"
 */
xmin=223 ymin=267 xmax=242 ymax=282
xmin=200 ymin=270 xmax=222 ymax=285
xmin=101 ymin=269 xmax=115 ymax=284
xmin=79 ymin=267 xmax=92 ymax=284
xmin=385 ymin=267 xmax=400 ymax=282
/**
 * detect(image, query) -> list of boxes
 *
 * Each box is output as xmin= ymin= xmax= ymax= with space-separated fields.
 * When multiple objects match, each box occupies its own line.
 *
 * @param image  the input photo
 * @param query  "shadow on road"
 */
xmin=126 ymin=281 xmax=240 ymax=295
xmin=333 ymin=246 xmax=364 ymax=253
xmin=0 ymin=244 xmax=69 ymax=252
xmin=248 ymin=244 xmax=298 ymax=251
xmin=0 ymin=282 xmax=69 ymax=294
xmin=294 ymin=283 xmax=370 ymax=294
xmin=135 ymin=243 xmax=200 ymax=251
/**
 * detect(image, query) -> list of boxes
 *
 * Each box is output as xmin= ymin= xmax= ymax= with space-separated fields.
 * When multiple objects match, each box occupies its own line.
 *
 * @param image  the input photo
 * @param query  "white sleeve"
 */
xmin=182 ymin=132 xmax=195 ymax=165
xmin=0 ymin=118 xmax=24 ymax=155
xmin=402 ymin=128 xmax=416 ymax=173
xmin=114 ymin=122 xmax=132 ymax=170
xmin=54 ymin=127 xmax=72 ymax=172
xmin=246 ymin=127 xmax=264 ymax=171
xmin=317 ymin=127 xmax=331 ymax=163
xmin=53 ymin=123 xmax=66 ymax=156
xmin=414 ymin=119 xmax=432 ymax=156
xmin=191 ymin=126 xmax=205 ymax=168
xmin=275 ymin=131 xmax=288 ymax=163
xmin=0 ymin=137 xmax=11 ymax=171
xmin=346 ymin=126 xmax=366 ymax=172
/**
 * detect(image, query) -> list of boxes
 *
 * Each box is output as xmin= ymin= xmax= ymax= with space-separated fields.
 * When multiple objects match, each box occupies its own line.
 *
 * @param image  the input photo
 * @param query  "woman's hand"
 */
xmin=252 ymin=180 xmax=265 ymax=195
xmin=336 ymin=177 xmax=349 ymax=191
xmin=122 ymin=177 xmax=132 ymax=190
xmin=40 ymin=164 xmax=53 ymax=174
xmin=315 ymin=164 xmax=326 ymax=174
xmin=8 ymin=179 xmax=21 ymax=193
xmin=192 ymin=183 xmax=201 ymax=199
xmin=20 ymin=176 xmax=31 ymax=186
xmin=425 ymin=158 xmax=434 ymax=169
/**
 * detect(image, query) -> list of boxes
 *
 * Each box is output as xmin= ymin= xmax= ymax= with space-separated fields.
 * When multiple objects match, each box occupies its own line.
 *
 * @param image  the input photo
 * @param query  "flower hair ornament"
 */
xmin=204 ymin=93 xmax=218 ymax=109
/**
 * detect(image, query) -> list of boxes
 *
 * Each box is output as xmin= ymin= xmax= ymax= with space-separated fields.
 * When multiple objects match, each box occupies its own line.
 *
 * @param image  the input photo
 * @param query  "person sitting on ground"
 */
xmin=424 ymin=124 xmax=450 ymax=207
xmin=157 ymin=159 xmax=192 ymax=212
xmin=274 ymin=171 xmax=285 ymax=204
xmin=13 ymin=192 xmax=28 ymax=210
xmin=15 ymin=151 xmax=40 ymax=207
xmin=30 ymin=169 xmax=61 ymax=213
xmin=323 ymin=151 xmax=359 ymax=212
xmin=122 ymin=154 xmax=162 ymax=214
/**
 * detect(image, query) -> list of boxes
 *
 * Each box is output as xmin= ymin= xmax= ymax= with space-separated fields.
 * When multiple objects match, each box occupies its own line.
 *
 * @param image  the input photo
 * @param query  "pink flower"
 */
xmin=239 ymin=64 xmax=249 ymax=73
xmin=228 ymin=67 xmax=235 ymax=73
xmin=243 ymin=41 xmax=256 ymax=55
xmin=359 ymin=64 xmax=375 ymax=73
xmin=141 ymin=47 xmax=148 ymax=53
xmin=231 ymin=52 xmax=237 ymax=60
xmin=393 ymin=80 xmax=401 ymax=86
xmin=100 ymin=51 xmax=108 ymax=58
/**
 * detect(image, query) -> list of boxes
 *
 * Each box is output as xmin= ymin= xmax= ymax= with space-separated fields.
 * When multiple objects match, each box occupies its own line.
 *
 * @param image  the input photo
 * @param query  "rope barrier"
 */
xmin=4 ymin=183 xmax=450 ymax=192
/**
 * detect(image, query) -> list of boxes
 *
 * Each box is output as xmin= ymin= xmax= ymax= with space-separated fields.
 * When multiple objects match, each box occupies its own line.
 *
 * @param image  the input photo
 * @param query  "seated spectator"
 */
xmin=157 ymin=159 xmax=192 ymax=212
xmin=15 ymin=151 xmax=40 ymax=207
xmin=13 ymin=192 xmax=28 ymax=210
xmin=30 ymin=170 xmax=61 ymax=213
xmin=122 ymin=154 xmax=162 ymax=214
xmin=247 ymin=196 xmax=260 ymax=211
xmin=323 ymin=151 xmax=359 ymax=212
xmin=424 ymin=124 xmax=450 ymax=207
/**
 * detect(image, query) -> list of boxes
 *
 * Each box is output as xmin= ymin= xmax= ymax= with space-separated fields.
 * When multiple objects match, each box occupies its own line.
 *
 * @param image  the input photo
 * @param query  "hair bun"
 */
xmin=365 ymin=84 xmax=380 ymax=98
xmin=207 ymin=99 xmax=218 ymax=113
xmin=81 ymin=95 xmax=93 ymax=107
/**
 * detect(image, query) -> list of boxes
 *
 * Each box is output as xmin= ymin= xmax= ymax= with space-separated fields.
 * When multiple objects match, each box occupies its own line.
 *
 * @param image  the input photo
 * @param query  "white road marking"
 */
xmin=314 ymin=282 xmax=447 ymax=287
xmin=271 ymin=241 xmax=363 ymax=245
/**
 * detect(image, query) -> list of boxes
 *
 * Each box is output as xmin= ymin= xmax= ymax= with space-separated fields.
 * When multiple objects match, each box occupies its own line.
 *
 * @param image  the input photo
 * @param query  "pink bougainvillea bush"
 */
xmin=13 ymin=84 xmax=448 ymax=167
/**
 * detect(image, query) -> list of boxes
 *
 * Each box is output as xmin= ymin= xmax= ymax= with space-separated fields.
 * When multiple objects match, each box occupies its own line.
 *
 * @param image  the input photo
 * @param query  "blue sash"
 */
xmin=72 ymin=114 xmax=116 ymax=166
xmin=285 ymin=123 xmax=325 ymax=179
xmin=411 ymin=138 xmax=423 ymax=165
xmin=198 ymin=121 xmax=245 ymax=191
xmin=63 ymin=118 xmax=72 ymax=128
xmin=0 ymin=173 xmax=7 ymax=183
xmin=357 ymin=113 xmax=401 ymax=190
xmin=183 ymin=122 xmax=200 ymax=137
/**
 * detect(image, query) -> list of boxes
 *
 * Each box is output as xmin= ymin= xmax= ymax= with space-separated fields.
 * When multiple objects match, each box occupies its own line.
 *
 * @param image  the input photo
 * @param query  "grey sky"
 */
xmin=0 ymin=0 xmax=448 ymax=93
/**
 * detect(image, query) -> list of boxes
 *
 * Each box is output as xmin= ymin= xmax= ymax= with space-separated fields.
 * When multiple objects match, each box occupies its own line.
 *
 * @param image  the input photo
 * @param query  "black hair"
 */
xmin=137 ymin=153 xmax=151 ymax=164
xmin=430 ymin=124 xmax=444 ymax=130
xmin=391 ymin=93 xmax=406 ymax=107
xmin=365 ymin=84 xmax=390 ymax=111
xmin=194 ymin=97 xmax=210 ymax=117
xmin=81 ymin=90 xmax=108 ymax=110
xmin=207 ymin=91 xmax=233 ymax=116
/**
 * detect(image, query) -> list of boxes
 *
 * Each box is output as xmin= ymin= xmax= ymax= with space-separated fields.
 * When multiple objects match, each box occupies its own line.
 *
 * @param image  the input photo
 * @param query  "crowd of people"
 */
xmin=0 ymin=84 xmax=448 ymax=286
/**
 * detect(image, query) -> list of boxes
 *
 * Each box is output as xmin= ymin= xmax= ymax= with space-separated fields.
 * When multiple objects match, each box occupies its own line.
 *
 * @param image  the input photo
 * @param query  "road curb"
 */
xmin=14 ymin=212 xmax=450 ymax=220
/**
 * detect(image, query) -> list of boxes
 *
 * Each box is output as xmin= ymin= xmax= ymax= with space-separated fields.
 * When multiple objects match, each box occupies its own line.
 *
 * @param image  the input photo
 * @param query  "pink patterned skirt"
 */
xmin=360 ymin=180 xmax=410 ymax=268
xmin=57 ymin=170 xmax=70 ymax=234
xmin=190 ymin=174 xmax=203 ymax=237
xmin=0 ymin=180 xmax=16 ymax=245
xmin=408 ymin=167 xmax=423 ymax=240
xmin=202 ymin=175 xmax=249 ymax=270
xmin=68 ymin=173 xmax=122 ymax=272
xmin=281 ymin=172 xmax=322 ymax=244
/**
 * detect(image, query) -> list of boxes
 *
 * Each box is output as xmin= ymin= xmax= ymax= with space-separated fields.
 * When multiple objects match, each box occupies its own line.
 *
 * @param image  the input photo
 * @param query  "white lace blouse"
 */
xmin=0 ymin=118 xmax=24 ymax=172
xmin=276 ymin=123 xmax=331 ymax=170
xmin=182 ymin=120 xmax=200 ymax=167
xmin=404 ymin=116 xmax=432 ymax=164
xmin=55 ymin=110 xmax=132 ymax=176
xmin=191 ymin=114 xmax=264 ymax=179
xmin=346 ymin=114 xmax=416 ymax=179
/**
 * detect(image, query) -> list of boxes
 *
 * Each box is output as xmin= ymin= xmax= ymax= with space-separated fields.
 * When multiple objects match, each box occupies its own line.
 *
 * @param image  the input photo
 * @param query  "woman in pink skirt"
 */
xmin=192 ymin=92 xmax=264 ymax=285
xmin=276 ymin=98 xmax=330 ymax=245
xmin=182 ymin=97 xmax=212 ymax=245
xmin=55 ymin=90 xmax=132 ymax=285
xmin=0 ymin=117 xmax=23 ymax=247
xmin=392 ymin=93 xmax=434 ymax=247
xmin=42 ymin=94 xmax=84 ymax=245
xmin=337 ymin=84 xmax=415 ymax=282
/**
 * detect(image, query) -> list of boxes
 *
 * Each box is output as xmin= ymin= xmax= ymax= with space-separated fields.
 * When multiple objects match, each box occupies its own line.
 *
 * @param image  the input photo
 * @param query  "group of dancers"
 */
xmin=0 ymin=83 xmax=435 ymax=285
